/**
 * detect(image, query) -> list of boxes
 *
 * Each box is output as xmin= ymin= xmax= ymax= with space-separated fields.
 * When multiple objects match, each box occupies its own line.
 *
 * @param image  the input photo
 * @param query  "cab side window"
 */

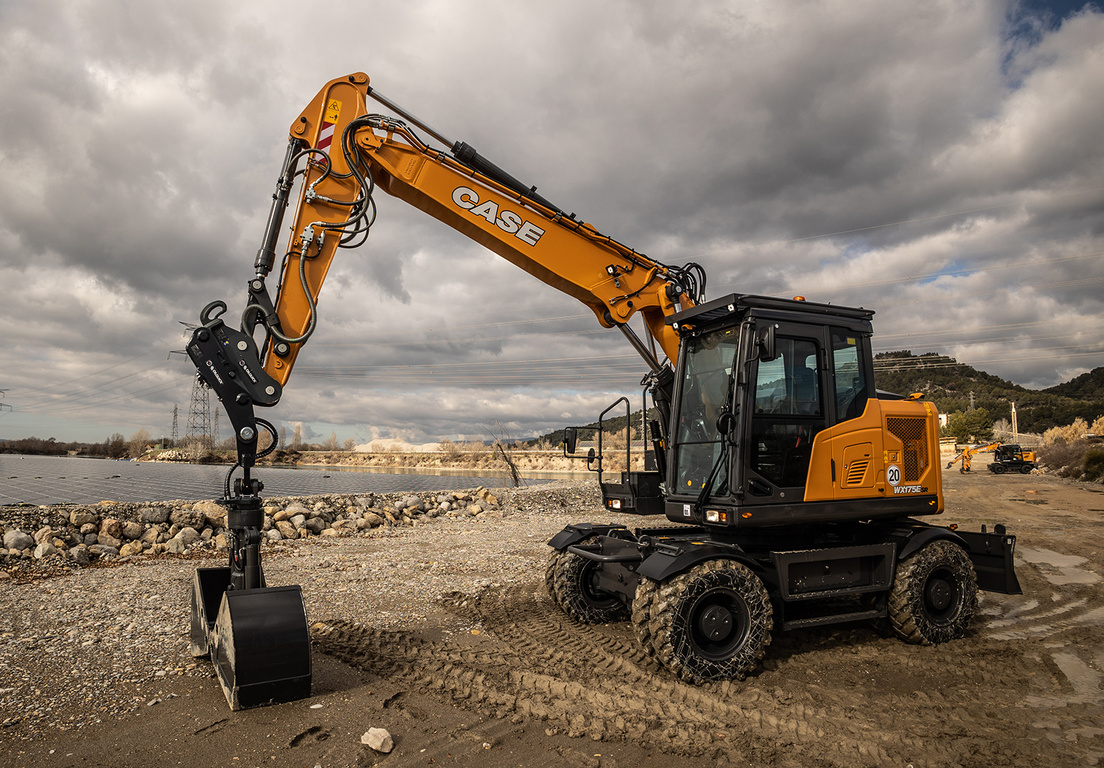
xmin=831 ymin=330 xmax=869 ymax=421
xmin=754 ymin=338 xmax=820 ymax=416
xmin=749 ymin=337 xmax=822 ymax=489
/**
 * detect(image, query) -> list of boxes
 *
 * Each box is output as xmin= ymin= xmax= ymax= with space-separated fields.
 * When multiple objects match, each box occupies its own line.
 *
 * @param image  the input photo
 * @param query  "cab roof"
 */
xmin=666 ymin=293 xmax=874 ymax=333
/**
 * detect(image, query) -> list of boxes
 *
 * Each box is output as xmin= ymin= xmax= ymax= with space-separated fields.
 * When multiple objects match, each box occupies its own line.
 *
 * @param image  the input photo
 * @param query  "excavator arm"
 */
xmin=243 ymin=72 xmax=704 ymax=389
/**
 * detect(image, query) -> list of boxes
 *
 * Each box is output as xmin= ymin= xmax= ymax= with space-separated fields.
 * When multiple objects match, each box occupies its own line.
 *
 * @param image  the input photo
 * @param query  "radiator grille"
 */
xmin=887 ymin=416 xmax=928 ymax=481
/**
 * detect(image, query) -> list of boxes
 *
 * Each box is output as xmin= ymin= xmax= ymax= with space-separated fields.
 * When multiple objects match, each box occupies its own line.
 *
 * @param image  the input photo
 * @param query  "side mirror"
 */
xmin=716 ymin=411 xmax=737 ymax=437
xmin=757 ymin=324 xmax=777 ymax=362
xmin=563 ymin=427 xmax=578 ymax=456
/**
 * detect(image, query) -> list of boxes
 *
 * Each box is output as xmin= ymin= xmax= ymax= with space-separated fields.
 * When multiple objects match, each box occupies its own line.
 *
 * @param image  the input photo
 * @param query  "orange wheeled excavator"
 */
xmin=186 ymin=73 xmax=1021 ymax=707
xmin=947 ymin=442 xmax=1037 ymax=474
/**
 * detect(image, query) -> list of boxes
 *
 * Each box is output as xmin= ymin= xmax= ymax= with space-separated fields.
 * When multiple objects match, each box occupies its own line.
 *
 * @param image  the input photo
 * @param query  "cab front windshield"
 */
xmin=672 ymin=327 xmax=738 ymax=495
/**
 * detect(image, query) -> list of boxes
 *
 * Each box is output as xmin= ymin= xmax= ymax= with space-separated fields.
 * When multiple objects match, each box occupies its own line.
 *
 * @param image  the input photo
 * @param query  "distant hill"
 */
xmin=1043 ymin=366 xmax=1104 ymax=401
xmin=530 ymin=353 xmax=1104 ymax=444
xmin=874 ymin=352 xmax=1104 ymax=434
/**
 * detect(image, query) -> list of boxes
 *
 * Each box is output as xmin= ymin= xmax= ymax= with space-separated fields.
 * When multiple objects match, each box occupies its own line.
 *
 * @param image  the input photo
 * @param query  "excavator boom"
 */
xmin=246 ymin=72 xmax=704 ymax=390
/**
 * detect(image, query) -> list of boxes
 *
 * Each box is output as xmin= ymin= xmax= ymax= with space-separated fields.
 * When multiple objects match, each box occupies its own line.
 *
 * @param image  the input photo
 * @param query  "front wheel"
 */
xmin=547 ymin=537 xmax=630 ymax=624
xmin=643 ymin=559 xmax=773 ymax=683
xmin=889 ymin=540 xmax=978 ymax=645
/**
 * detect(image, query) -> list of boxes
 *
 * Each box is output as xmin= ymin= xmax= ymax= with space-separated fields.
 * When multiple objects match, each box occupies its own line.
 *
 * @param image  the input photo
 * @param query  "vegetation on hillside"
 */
xmin=874 ymin=352 xmax=1104 ymax=434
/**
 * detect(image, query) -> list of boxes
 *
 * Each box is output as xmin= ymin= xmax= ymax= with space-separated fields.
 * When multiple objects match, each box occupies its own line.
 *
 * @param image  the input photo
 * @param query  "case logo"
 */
xmin=452 ymin=186 xmax=546 ymax=246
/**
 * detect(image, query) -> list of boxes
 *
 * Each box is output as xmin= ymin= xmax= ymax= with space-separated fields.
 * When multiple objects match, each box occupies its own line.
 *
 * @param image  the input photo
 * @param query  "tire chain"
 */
xmin=888 ymin=540 xmax=978 ymax=645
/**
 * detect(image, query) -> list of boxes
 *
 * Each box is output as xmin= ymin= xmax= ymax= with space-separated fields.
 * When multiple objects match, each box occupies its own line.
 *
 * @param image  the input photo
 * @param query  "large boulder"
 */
xmin=97 ymin=532 xmax=123 ymax=549
xmin=139 ymin=507 xmax=170 ymax=524
xmin=174 ymin=527 xmax=201 ymax=547
xmin=33 ymin=542 xmax=59 ymax=559
xmin=302 ymin=518 xmax=327 ymax=535
xmin=193 ymin=501 xmax=227 ymax=528
xmin=170 ymin=509 xmax=205 ymax=529
xmin=69 ymin=509 xmax=98 ymax=527
xmin=119 ymin=541 xmax=144 ymax=557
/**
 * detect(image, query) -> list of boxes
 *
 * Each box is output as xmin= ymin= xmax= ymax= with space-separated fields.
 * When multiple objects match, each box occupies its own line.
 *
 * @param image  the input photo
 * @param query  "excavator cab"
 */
xmin=662 ymin=294 xmax=942 ymax=528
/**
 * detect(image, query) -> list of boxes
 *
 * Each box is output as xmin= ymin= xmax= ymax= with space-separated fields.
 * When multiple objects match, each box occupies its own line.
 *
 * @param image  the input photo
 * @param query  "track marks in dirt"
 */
xmin=313 ymin=581 xmax=1090 ymax=767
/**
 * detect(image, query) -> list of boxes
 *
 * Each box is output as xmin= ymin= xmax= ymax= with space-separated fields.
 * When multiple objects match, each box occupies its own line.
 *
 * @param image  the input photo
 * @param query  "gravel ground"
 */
xmin=0 ymin=480 xmax=601 ymax=740
xmin=3 ymin=472 xmax=1103 ymax=768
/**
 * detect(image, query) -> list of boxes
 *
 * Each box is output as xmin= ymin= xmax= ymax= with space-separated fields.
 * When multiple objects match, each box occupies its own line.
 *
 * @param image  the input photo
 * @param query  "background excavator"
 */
xmin=947 ymin=442 xmax=1038 ymax=474
xmin=186 ymin=73 xmax=1021 ymax=709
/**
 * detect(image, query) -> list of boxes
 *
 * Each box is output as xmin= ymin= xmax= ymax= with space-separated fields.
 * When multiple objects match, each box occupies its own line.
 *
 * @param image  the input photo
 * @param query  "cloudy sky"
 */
xmin=1 ymin=0 xmax=1101 ymax=447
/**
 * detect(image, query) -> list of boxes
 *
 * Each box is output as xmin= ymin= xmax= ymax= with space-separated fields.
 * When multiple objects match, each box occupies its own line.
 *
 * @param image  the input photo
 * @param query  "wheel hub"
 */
xmin=925 ymin=577 xmax=953 ymax=612
xmin=697 ymin=604 xmax=733 ymax=641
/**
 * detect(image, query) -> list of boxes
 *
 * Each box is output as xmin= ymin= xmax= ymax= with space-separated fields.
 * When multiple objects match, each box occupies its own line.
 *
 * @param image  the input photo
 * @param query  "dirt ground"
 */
xmin=4 ymin=467 xmax=1104 ymax=768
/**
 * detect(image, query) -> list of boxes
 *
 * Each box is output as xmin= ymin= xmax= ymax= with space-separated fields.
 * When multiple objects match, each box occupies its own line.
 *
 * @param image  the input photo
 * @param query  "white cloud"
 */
xmin=0 ymin=0 xmax=1101 ymax=444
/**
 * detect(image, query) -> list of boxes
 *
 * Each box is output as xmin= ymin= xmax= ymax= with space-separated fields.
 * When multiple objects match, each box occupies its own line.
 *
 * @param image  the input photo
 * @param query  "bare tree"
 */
xmin=128 ymin=429 xmax=151 ymax=458
xmin=486 ymin=423 xmax=524 ymax=487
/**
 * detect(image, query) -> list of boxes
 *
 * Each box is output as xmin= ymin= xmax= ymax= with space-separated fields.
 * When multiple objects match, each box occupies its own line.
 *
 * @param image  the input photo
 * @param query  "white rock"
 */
xmin=33 ymin=542 xmax=58 ymax=559
xmin=3 ymin=530 xmax=33 ymax=551
xmin=361 ymin=727 xmax=394 ymax=753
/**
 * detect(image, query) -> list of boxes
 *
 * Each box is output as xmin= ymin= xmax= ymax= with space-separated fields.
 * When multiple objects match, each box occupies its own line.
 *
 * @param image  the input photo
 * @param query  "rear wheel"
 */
xmin=548 ymin=537 xmax=630 ymax=624
xmin=889 ymin=540 xmax=977 ymax=645
xmin=646 ymin=559 xmax=773 ymax=683
xmin=1020 ymin=464 xmax=1034 ymax=474
xmin=630 ymin=577 xmax=661 ymax=659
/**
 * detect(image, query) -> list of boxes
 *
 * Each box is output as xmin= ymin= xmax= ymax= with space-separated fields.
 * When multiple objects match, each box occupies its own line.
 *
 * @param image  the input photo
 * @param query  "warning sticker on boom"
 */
xmin=325 ymin=99 xmax=342 ymax=124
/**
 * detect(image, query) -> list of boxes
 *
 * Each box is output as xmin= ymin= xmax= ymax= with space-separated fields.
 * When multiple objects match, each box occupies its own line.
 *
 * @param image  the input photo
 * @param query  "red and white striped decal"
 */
xmin=317 ymin=99 xmax=342 ymax=155
xmin=317 ymin=121 xmax=336 ymax=154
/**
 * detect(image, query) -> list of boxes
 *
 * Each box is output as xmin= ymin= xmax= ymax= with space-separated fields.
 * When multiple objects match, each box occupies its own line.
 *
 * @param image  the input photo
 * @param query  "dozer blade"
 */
xmin=209 ymin=585 xmax=312 ymax=710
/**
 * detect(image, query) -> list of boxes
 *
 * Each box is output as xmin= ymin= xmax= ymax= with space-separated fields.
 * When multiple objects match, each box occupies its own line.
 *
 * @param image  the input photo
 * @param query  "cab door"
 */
xmin=744 ymin=324 xmax=829 ymax=503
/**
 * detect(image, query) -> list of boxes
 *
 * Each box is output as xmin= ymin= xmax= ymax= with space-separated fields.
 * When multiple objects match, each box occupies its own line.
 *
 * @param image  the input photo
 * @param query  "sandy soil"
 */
xmin=3 ymin=468 xmax=1104 ymax=768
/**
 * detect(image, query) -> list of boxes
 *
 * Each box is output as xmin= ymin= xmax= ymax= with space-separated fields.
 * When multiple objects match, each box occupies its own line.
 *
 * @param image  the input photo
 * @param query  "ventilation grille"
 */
xmin=844 ymin=459 xmax=870 ymax=486
xmin=887 ymin=416 xmax=928 ymax=481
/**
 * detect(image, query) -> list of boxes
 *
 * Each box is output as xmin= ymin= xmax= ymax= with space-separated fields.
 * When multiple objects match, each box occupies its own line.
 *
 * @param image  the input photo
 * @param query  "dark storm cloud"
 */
xmin=1 ymin=0 xmax=1101 ymax=443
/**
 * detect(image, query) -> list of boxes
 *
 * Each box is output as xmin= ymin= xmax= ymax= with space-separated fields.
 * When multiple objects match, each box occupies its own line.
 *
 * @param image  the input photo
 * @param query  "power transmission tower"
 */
xmin=170 ymin=404 xmax=179 ymax=447
xmin=186 ymin=375 xmax=214 ymax=450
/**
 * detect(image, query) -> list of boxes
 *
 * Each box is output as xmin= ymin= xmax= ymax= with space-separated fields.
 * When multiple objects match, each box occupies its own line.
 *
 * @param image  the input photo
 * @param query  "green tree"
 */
xmin=942 ymin=408 xmax=994 ymax=443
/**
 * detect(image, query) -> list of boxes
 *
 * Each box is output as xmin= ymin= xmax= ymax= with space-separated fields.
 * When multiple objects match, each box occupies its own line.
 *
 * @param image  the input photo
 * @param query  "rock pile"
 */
xmin=0 ymin=487 xmax=507 ymax=570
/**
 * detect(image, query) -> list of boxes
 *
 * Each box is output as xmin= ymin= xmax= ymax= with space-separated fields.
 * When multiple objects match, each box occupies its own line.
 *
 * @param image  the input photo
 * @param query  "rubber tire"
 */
xmin=1020 ymin=465 xmax=1034 ymax=474
xmin=889 ymin=539 xmax=978 ymax=645
xmin=548 ymin=537 xmax=630 ymax=624
xmin=630 ymin=577 xmax=661 ymax=659
xmin=544 ymin=550 xmax=560 ymax=601
xmin=646 ymin=559 xmax=773 ymax=684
